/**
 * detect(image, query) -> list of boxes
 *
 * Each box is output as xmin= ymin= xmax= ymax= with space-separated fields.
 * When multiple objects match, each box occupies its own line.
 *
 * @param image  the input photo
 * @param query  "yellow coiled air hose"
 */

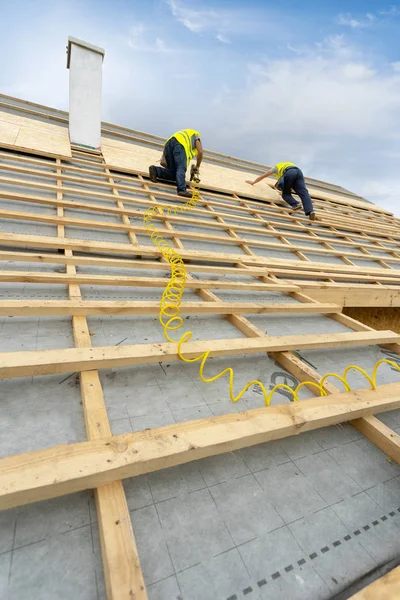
xmin=143 ymin=180 xmax=275 ymax=406
xmin=144 ymin=182 xmax=400 ymax=406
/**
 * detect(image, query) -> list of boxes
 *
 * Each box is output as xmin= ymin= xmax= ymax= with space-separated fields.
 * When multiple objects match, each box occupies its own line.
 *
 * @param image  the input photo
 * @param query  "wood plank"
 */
xmin=0 ymin=106 xmax=389 ymax=212
xmin=350 ymin=415 xmax=400 ymax=463
xmin=101 ymin=137 xmax=280 ymax=203
xmin=1 ymin=162 xmax=384 ymax=241
xmin=1 ymin=229 xmax=399 ymax=280
xmin=0 ymin=299 xmax=341 ymax=317
xmin=0 ymin=229 xmax=397 ymax=287
xmin=0 ymin=178 xmax=396 ymax=245
xmin=0 ymin=111 xmax=71 ymax=158
xmin=57 ymin=159 xmax=147 ymax=600
xmin=0 ymin=249 xmax=269 ymax=278
xmin=96 ymin=482 xmax=146 ymax=600
xmin=306 ymin=288 xmax=400 ymax=308
xmin=0 ymin=157 xmax=377 ymax=213
xmin=0 ymin=119 xmax=20 ymax=146
xmin=224 ymin=289 xmax=400 ymax=458
xmin=1 ymin=205 xmax=397 ymax=263
xmin=0 ymin=270 xmax=297 ymax=292
xmin=1 ymin=249 xmax=400 ymax=289
xmin=1 ymin=382 xmax=400 ymax=510
xmin=0 ymin=230 xmax=263 ymax=264
xmin=348 ymin=565 xmax=400 ymax=599
xmin=0 ymin=330 xmax=398 ymax=379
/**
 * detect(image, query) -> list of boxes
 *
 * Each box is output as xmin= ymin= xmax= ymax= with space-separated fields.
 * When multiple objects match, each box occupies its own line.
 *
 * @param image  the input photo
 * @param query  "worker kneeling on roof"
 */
xmin=149 ymin=129 xmax=203 ymax=198
xmin=246 ymin=162 xmax=316 ymax=221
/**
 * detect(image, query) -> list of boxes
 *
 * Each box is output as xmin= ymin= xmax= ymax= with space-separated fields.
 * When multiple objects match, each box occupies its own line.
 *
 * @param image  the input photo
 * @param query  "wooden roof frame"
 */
xmin=0 ymin=138 xmax=399 ymax=599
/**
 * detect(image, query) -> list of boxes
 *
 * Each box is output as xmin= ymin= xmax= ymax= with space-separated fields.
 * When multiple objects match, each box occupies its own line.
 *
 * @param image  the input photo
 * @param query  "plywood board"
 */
xmin=101 ymin=137 xmax=280 ymax=202
xmin=101 ymin=137 xmax=159 ymax=173
xmin=200 ymin=160 xmax=279 ymax=201
xmin=0 ymin=119 xmax=19 ymax=145
xmin=15 ymin=127 xmax=71 ymax=158
xmin=0 ymin=110 xmax=66 ymax=133
xmin=0 ymin=111 xmax=71 ymax=158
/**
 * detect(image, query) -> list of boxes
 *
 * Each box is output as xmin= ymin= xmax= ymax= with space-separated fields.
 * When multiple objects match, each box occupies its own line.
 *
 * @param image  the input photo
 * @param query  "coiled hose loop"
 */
xmin=143 ymin=183 xmax=400 ymax=406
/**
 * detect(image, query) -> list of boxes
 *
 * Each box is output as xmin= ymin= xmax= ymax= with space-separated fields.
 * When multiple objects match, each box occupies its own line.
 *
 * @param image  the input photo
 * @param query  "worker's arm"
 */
xmin=195 ymin=139 xmax=203 ymax=169
xmin=246 ymin=168 xmax=275 ymax=186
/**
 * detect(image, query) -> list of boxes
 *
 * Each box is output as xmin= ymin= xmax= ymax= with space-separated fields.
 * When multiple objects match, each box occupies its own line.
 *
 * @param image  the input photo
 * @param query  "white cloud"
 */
xmin=234 ymin=47 xmax=400 ymax=140
xmin=1 ymin=3 xmax=399 ymax=215
xmin=337 ymin=14 xmax=365 ymax=28
xmin=359 ymin=179 xmax=399 ymax=214
xmin=166 ymin=0 xmax=218 ymax=33
xmin=337 ymin=7 xmax=400 ymax=28
xmin=341 ymin=63 xmax=375 ymax=80
xmin=127 ymin=23 xmax=176 ymax=53
xmin=165 ymin=0 xmax=265 ymax=42
xmin=216 ymin=33 xmax=231 ymax=44
xmin=207 ymin=36 xmax=400 ymax=213
xmin=380 ymin=6 xmax=400 ymax=16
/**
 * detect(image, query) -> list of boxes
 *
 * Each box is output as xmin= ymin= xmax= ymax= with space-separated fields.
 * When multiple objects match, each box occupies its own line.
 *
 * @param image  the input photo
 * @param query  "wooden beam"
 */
xmin=0 ymin=269 xmax=297 ymax=292
xmin=0 ymin=299 xmax=341 ymax=317
xmin=1 ymin=249 xmax=400 ymax=291
xmin=0 ymin=163 xmax=391 ymax=250
xmin=349 ymin=565 xmax=400 ymax=599
xmin=1 ymin=230 xmax=400 ymax=285
xmin=0 ymin=249 xmax=269 ymax=278
xmin=2 ymin=230 xmax=399 ymax=284
xmin=56 ymin=156 xmax=147 ymax=599
xmin=0 ymin=230 xmax=265 ymax=265
xmin=0 ymin=178 xmax=396 ymax=243
xmin=0 ymin=330 xmax=398 ymax=379
xmin=305 ymin=287 xmax=400 ymax=308
xmin=0 ymin=167 xmax=394 ymax=230
xmin=224 ymin=289 xmax=400 ymax=460
xmin=0 ymin=205 xmax=396 ymax=263
xmin=1 ymin=382 xmax=400 ymax=511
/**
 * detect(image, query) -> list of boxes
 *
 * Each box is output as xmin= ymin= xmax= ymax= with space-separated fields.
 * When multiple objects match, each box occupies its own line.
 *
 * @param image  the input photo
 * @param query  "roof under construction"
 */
xmin=0 ymin=37 xmax=399 ymax=600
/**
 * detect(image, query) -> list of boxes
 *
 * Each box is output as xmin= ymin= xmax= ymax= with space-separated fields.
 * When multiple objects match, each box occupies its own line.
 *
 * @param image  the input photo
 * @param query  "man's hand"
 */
xmin=190 ymin=165 xmax=201 ymax=183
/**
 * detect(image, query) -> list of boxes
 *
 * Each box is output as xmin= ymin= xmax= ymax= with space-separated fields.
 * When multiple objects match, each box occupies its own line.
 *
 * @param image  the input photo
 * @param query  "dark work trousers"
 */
xmin=154 ymin=137 xmax=187 ymax=193
xmin=277 ymin=167 xmax=314 ymax=215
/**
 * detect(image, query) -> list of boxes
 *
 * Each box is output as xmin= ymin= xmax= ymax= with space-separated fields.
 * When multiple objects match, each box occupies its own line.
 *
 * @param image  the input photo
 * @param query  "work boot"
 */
xmin=309 ymin=211 xmax=316 ymax=221
xmin=149 ymin=166 xmax=157 ymax=183
xmin=178 ymin=190 xmax=192 ymax=198
xmin=291 ymin=204 xmax=301 ymax=212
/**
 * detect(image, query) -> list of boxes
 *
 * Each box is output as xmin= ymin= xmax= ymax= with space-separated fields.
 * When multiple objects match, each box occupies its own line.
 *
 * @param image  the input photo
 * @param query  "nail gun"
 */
xmin=190 ymin=164 xmax=201 ymax=184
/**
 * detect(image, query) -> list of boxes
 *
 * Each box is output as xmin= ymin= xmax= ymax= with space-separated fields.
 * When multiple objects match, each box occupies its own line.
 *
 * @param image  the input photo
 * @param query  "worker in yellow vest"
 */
xmin=149 ymin=129 xmax=203 ymax=198
xmin=246 ymin=162 xmax=316 ymax=220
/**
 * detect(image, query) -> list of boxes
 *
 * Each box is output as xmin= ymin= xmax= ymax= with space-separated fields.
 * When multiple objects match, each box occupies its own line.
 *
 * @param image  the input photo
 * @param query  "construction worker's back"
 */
xmin=275 ymin=162 xmax=296 ymax=179
xmin=167 ymin=129 xmax=201 ymax=167
xmin=149 ymin=128 xmax=203 ymax=197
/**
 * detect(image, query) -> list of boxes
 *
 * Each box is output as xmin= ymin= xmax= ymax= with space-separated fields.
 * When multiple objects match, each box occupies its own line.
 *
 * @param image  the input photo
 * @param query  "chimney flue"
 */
xmin=66 ymin=37 xmax=105 ymax=150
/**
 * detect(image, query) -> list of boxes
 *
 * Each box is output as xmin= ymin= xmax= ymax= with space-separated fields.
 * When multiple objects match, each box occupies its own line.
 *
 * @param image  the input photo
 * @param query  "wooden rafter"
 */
xmin=0 ymin=140 xmax=400 ymax=600
xmin=0 ymin=382 xmax=399 ymax=511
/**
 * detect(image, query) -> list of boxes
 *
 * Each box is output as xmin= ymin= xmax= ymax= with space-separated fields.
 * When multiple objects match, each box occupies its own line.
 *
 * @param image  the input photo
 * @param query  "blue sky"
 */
xmin=0 ymin=0 xmax=400 ymax=212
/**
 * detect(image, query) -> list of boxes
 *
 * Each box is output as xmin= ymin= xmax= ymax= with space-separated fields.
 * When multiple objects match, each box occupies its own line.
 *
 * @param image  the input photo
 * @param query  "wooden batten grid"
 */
xmin=0 ymin=141 xmax=400 ymax=600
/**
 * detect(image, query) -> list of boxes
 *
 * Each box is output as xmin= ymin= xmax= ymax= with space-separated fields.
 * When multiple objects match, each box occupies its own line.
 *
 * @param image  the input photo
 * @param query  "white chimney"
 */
xmin=66 ymin=37 xmax=105 ymax=150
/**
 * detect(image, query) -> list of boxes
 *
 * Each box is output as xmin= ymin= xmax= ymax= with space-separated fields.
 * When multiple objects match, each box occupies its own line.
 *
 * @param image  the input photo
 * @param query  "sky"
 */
xmin=0 ymin=0 xmax=400 ymax=212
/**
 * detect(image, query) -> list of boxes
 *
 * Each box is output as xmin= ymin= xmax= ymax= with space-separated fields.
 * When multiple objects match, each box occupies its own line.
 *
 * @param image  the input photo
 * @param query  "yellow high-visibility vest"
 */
xmin=275 ymin=162 xmax=296 ymax=179
xmin=167 ymin=129 xmax=201 ymax=167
